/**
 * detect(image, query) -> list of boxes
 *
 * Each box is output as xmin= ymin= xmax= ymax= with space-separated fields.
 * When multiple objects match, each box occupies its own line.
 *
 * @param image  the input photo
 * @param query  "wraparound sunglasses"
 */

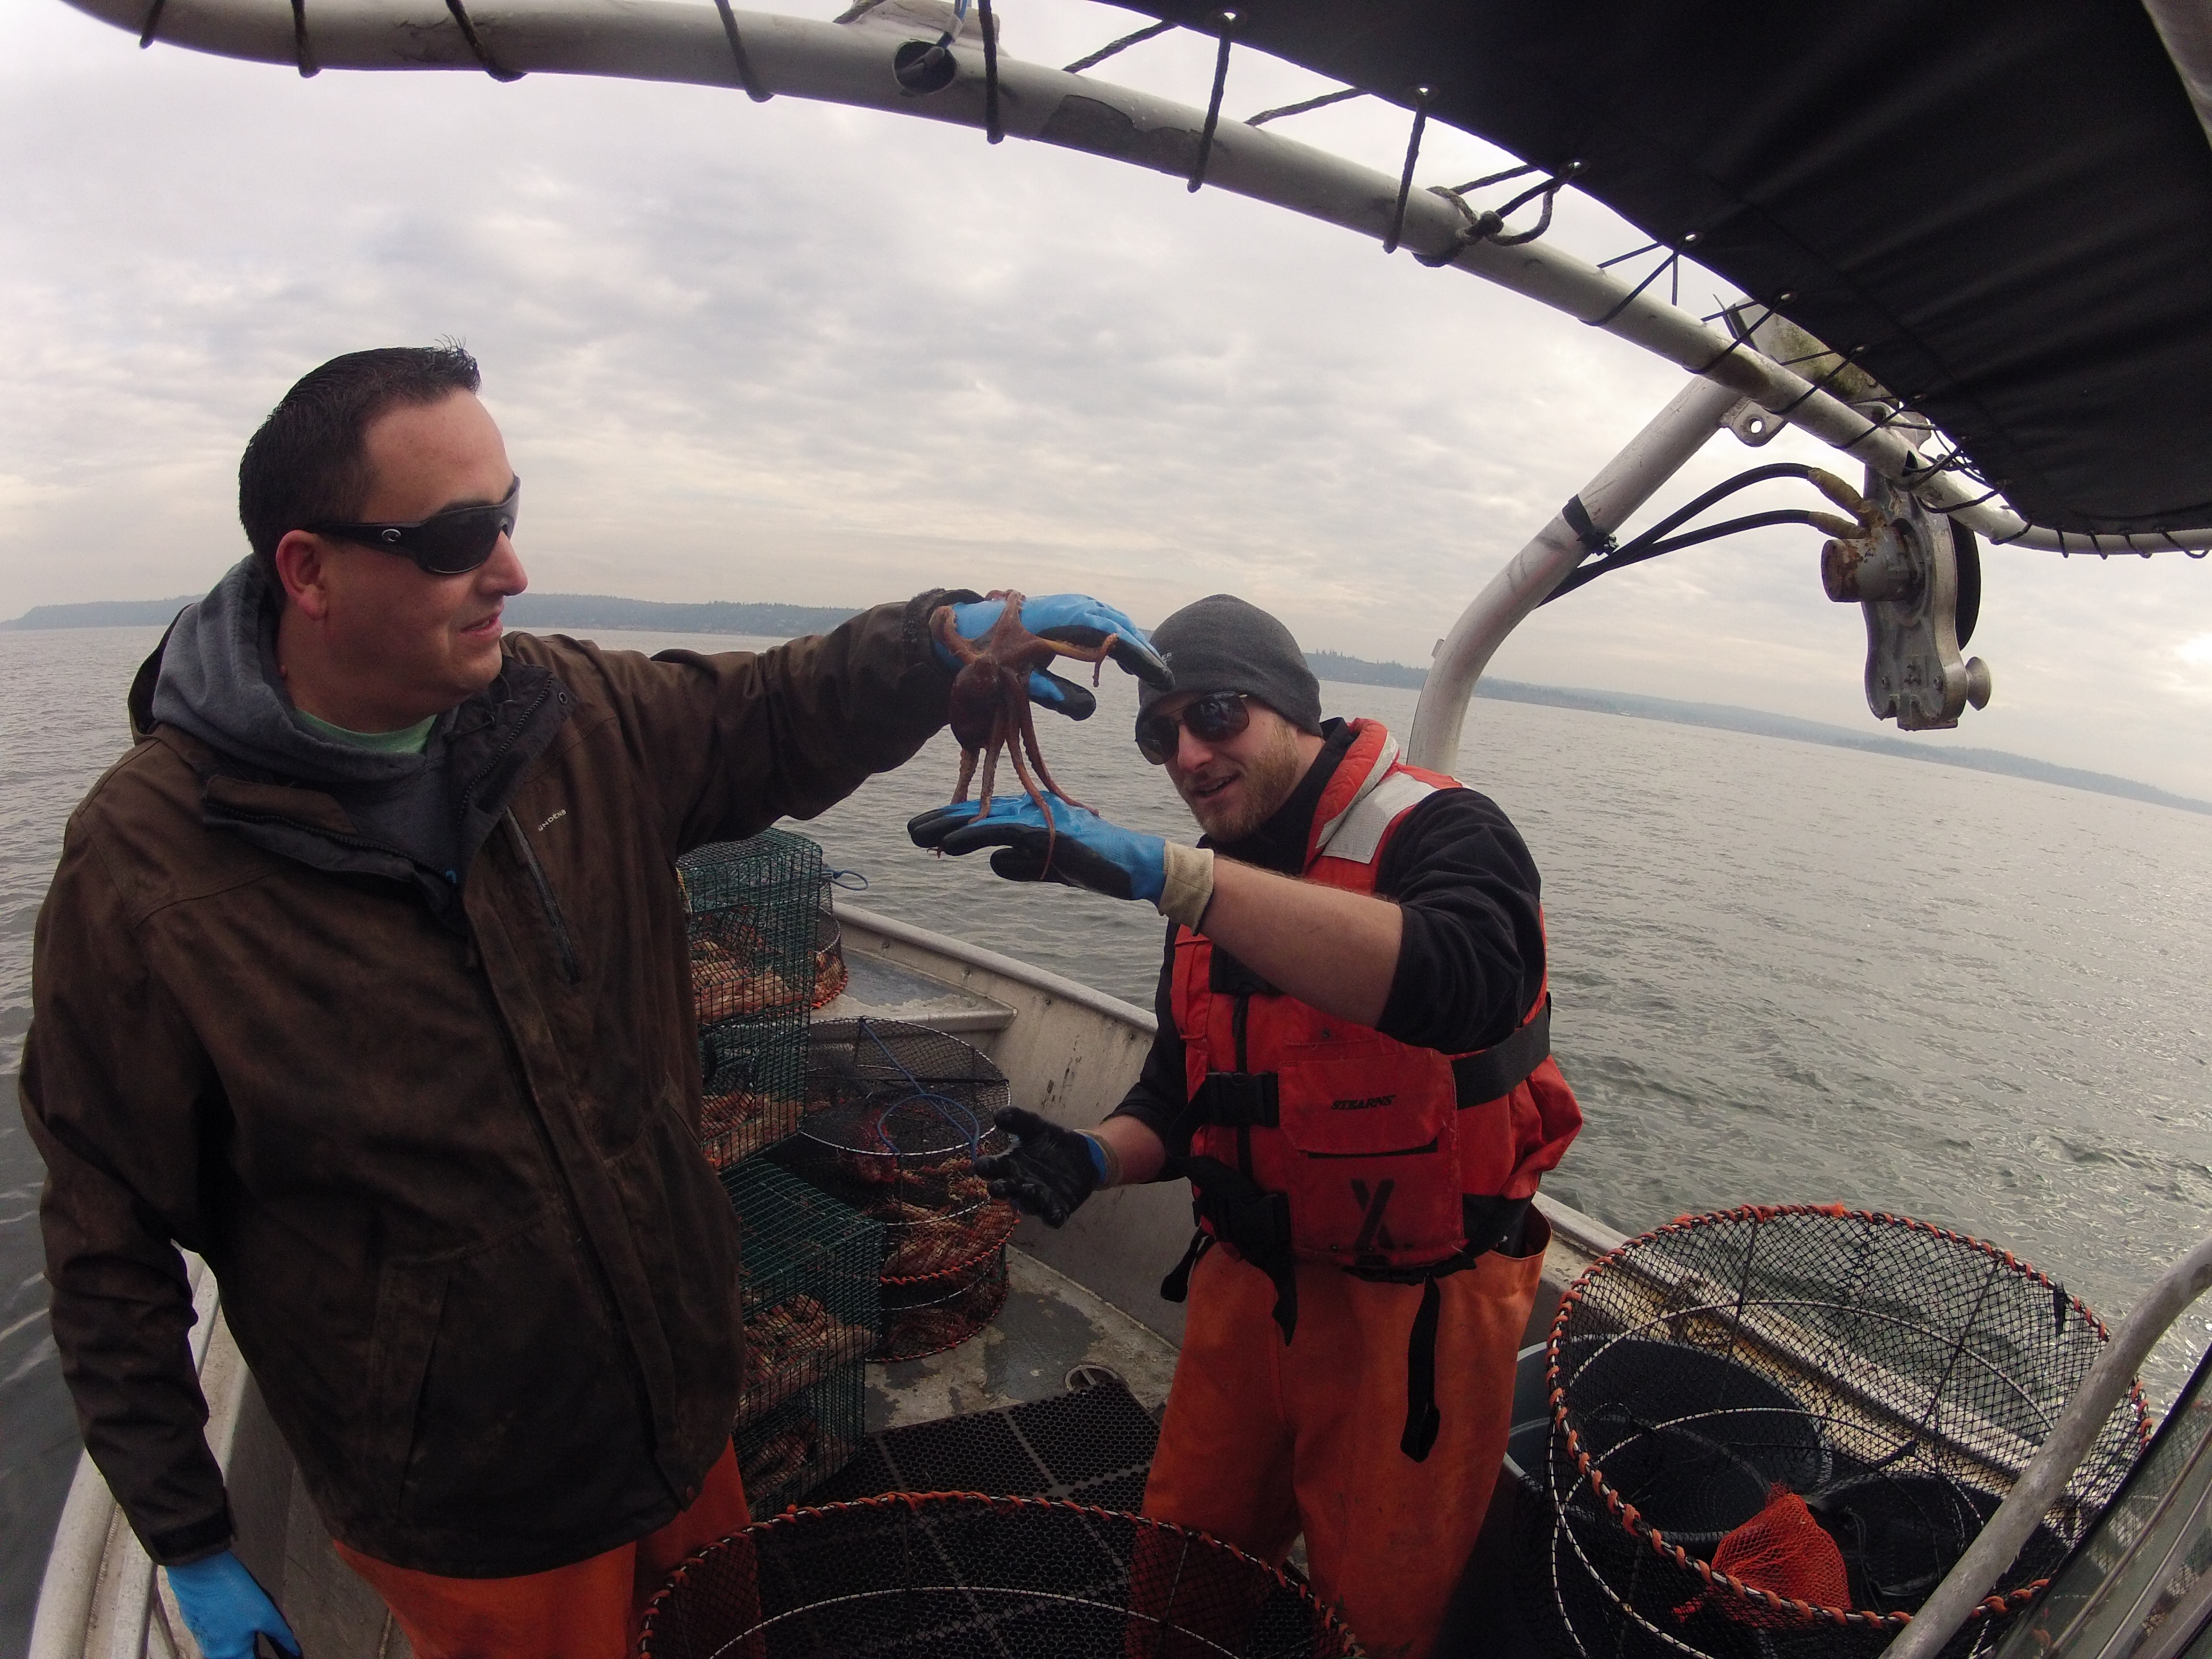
xmin=306 ymin=478 xmax=520 ymax=575
xmin=1136 ymin=691 xmax=1253 ymax=764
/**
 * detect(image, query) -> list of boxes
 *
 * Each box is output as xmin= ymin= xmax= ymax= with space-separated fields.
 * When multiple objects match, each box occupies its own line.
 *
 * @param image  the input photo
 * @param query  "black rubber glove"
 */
xmin=971 ymin=1106 xmax=1102 ymax=1227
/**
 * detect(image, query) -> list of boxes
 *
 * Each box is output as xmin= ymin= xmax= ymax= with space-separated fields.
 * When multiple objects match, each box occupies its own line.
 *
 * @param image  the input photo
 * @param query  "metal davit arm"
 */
xmin=1405 ymin=377 xmax=1740 ymax=772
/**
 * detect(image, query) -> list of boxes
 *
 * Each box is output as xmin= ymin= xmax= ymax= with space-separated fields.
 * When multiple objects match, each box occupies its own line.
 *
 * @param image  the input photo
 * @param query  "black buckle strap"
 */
xmin=1451 ymin=996 xmax=1552 ymax=1104
xmin=1176 ymin=1155 xmax=1300 ymax=1342
xmin=1402 ymin=1275 xmax=1444 ymax=1461
xmin=1192 ymin=1070 xmax=1280 ymax=1127
xmin=1180 ymin=1155 xmax=1293 ymax=1256
xmin=1463 ymin=1194 xmax=1535 ymax=1259
xmin=1159 ymin=1230 xmax=1212 ymax=1303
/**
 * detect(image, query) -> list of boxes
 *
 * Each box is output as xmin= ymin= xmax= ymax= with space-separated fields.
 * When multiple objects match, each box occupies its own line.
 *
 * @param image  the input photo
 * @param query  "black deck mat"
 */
xmin=806 ymin=1375 xmax=1160 ymax=1513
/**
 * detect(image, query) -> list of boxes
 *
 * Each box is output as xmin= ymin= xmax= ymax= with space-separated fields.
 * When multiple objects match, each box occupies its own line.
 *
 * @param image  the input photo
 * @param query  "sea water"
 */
xmin=3 ymin=624 xmax=2209 ymax=1651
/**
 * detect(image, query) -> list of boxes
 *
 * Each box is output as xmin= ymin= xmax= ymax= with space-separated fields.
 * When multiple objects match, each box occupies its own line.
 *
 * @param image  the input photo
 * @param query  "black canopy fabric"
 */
xmin=1121 ymin=2 xmax=2212 ymax=537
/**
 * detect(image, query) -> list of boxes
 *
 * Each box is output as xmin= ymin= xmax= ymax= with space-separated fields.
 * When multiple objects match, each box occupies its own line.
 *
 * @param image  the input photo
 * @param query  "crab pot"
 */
xmin=1552 ymin=1337 xmax=1833 ymax=1540
xmin=809 ymin=899 xmax=847 ymax=1010
xmin=774 ymin=1019 xmax=1018 ymax=1356
xmin=1529 ymin=1205 xmax=2149 ymax=1659
xmin=637 ymin=1494 xmax=1361 ymax=1659
xmin=734 ymin=1369 xmax=867 ymax=1519
xmin=698 ymin=1024 xmax=806 ymax=1168
xmin=680 ymin=831 xmax=825 ymax=1169
xmin=725 ymin=1160 xmax=880 ymax=1420
xmin=875 ymin=1246 xmax=1010 ymax=1363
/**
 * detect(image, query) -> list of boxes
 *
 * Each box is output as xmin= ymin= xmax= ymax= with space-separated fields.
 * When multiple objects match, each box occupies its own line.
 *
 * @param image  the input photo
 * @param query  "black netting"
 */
xmin=1532 ymin=1205 xmax=2149 ymax=1659
xmin=637 ymin=1495 xmax=1359 ymax=1659
xmin=776 ymin=1019 xmax=1017 ymax=1358
xmin=681 ymin=832 xmax=825 ymax=1169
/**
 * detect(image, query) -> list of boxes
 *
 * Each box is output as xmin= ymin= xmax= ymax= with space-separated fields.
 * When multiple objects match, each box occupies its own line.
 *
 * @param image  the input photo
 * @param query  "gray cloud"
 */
xmin=5 ymin=0 xmax=2211 ymax=795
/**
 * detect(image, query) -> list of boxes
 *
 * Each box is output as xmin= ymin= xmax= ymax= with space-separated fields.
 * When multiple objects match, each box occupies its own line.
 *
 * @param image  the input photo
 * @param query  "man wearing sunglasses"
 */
xmin=912 ymin=593 xmax=1581 ymax=1659
xmin=21 ymin=344 xmax=1162 ymax=1659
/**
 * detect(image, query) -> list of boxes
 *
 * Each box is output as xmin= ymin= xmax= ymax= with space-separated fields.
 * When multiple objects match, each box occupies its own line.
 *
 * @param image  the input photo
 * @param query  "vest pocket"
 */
xmin=1275 ymin=1039 xmax=1463 ymax=1262
xmin=1274 ymin=1039 xmax=1455 ymax=1157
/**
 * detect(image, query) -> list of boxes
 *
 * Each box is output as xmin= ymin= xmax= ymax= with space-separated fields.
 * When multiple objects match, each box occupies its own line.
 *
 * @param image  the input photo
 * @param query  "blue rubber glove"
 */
xmin=910 ymin=791 xmax=1168 ymax=902
xmin=936 ymin=593 xmax=1172 ymax=721
xmin=165 ymin=1550 xmax=300 ymax=1659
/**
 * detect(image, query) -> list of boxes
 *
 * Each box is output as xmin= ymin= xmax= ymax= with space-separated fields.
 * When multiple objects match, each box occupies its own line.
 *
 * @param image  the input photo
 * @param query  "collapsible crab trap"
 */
xmin=774 ymin=1018 xmax=1018 ymax=1362
xmin=725 ymin=1160 xmax=883 ymax=1510
xmin=681 ymin=831 xmax=828 ymax=1169
xmin=636 ymin=1494 xmax=1362 ymax=1659
xmin=1528 ymin=1205 xmax=2152 ymax=1659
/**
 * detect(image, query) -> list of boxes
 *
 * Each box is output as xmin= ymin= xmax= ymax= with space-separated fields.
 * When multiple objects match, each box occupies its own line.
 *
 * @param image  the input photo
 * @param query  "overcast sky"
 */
xmin=6 ymin=0 xmax=2212 ymax=798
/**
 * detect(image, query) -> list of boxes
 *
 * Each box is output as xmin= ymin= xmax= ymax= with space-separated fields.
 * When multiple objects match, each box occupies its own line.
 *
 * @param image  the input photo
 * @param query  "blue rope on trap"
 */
xmin=857 ymin=1018 xmax=986 ymax=1156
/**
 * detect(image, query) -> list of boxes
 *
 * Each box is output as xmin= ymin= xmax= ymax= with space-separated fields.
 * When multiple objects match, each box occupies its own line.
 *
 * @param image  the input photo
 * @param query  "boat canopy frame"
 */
xmin=59 ymin=0 xmax=2212 ymax=563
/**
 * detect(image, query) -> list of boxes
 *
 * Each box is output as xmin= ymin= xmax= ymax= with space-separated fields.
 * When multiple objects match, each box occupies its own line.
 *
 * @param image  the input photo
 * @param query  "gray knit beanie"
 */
xmin=1137 ymin=594 xmax=1323 ymax=736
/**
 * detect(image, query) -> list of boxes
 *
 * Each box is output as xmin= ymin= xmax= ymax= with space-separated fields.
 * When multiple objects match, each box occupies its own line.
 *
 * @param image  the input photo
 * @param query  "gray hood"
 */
xmin=150 ymin=557 xmax=442 ymax=789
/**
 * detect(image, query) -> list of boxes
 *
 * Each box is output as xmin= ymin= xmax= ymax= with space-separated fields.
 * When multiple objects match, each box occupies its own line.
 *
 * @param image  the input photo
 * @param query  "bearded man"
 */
xmin=911 ymin=593 xmax=1581 ymax=1659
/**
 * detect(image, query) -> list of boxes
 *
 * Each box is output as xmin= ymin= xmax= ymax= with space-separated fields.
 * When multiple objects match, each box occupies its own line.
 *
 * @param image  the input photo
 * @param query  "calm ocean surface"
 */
xmin=4 ymin=622 xmax=2209 ymax=1651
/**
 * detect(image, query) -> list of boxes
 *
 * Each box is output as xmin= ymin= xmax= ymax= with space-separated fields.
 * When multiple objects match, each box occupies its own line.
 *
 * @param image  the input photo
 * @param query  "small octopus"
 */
xmin=930 ymin=590 xmax=1115 ymax=868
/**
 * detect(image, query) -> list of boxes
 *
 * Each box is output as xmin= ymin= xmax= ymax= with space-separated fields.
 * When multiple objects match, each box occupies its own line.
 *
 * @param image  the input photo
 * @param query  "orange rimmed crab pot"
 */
xmin=635 ymin=1493 xmax=1361 ymax=1658
xmin=1527 ymin=1203 xmax=2150 ymax=1659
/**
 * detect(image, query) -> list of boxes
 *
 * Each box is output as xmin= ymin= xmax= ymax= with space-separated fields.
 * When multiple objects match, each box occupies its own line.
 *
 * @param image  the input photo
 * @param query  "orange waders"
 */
xmin=1143 ymin=1220 xmax=1548 ymax=1659
xmin=335 ymin=1442 xmax=751 ymax=1659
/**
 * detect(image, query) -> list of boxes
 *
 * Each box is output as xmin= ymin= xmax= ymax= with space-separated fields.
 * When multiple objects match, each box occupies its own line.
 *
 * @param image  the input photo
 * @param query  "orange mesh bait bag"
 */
xmin=1673 ymin=1484 xmax=1849 ymax=1626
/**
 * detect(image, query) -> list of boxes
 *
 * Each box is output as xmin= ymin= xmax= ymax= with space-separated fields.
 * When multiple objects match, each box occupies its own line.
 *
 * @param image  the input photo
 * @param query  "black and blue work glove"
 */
xmin=935 ymin=593 xmax=1171 ymax=719
xmin=165 ymin=1551 xmax=301 ymax=1659
xmin=908 ymin=792 xmax=1215 ymax=928
xmin=973 ymin=1105 xmax=1114 ymax=1226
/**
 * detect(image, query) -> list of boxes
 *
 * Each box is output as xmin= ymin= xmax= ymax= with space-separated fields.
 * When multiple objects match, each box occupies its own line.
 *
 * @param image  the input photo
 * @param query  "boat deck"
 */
xmin=870 ymin=1248 xmax=1179 ymax=1433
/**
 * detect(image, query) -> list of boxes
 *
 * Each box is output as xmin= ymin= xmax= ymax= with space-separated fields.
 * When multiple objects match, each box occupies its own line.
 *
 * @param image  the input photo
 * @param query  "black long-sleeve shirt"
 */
xmin=1110 ymin=719 xmax=1548 ymax=1156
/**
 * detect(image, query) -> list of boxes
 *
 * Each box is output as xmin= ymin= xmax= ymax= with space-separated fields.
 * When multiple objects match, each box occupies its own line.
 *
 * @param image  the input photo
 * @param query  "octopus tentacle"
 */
xmin=1041 ymin=633 xmax=1119 ymax=687
xmin=938 ymin=591 xmax=1120 ymax=865
xmin=974 ymin=707 xmax=1006 ymax=816
xmin=1001 ymin=715 xmax=1058 ymax=877
xmin=932 ymin=605 xmax=986 ymax=665
xmin=1017 ymin=696 xmax=1092 ymax=812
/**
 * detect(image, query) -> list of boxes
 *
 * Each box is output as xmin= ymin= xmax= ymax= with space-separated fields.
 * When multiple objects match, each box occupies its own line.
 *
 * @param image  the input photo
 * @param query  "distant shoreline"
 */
xmin=7 ymin=592 xmax=2207 ymax=818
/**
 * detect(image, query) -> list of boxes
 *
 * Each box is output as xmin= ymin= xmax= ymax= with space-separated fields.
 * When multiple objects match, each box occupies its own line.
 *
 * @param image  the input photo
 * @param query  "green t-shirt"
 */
xmin=294 ymin=707 xmax=436 ymax=755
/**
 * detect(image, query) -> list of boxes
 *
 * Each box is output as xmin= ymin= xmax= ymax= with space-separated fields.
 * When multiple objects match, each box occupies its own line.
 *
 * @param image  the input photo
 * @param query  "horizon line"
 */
xmin=6 ymin=590 xmax=2205 ymax=817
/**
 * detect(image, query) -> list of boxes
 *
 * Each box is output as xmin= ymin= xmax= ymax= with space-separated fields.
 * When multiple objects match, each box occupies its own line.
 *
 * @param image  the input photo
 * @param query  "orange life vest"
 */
xmin=1167 ymin=720 xmax=1582 ymax=1283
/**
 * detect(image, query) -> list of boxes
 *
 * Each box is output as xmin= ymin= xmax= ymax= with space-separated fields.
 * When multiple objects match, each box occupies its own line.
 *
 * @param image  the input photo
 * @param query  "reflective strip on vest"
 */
xmin=1311 ymin=728 xmax=1402 ymax=853
xmin=1319 ymin=770 xmax=1438 ymax=866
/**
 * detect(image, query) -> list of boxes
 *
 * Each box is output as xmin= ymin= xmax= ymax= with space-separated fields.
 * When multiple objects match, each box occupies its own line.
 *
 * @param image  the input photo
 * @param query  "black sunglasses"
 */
xmin=306 ymin=478 xmax=521 ymax=575
xmin=1137 ymin=692 xmax=1253 ymax=764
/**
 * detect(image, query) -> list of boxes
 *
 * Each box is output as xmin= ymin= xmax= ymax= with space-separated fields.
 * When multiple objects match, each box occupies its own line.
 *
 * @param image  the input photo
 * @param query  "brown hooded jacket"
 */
xmin=20 ymin=590 xmax=957 ymax=1575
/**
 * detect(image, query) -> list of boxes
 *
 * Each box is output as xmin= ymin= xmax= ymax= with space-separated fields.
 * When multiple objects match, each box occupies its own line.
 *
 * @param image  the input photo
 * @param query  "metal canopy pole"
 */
xmin=1406 ymin=377 xmax=1741 ymax=773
